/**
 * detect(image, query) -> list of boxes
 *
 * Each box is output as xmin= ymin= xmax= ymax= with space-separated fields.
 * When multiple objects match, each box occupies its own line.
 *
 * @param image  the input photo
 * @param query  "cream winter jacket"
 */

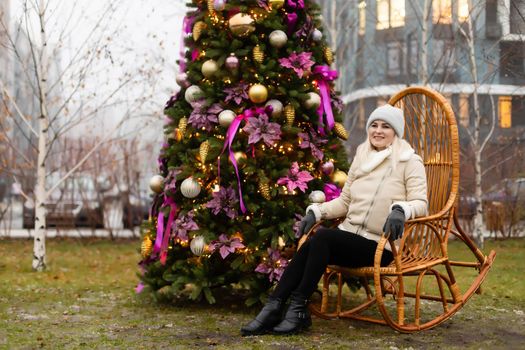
xmin=307 ymin=138 xmax=428 ymax=250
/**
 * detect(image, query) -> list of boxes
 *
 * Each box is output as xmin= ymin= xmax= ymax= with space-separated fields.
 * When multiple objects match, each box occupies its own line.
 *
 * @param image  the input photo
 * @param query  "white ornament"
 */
xmin=265 ymin=99 xmax=283 ymax=118
xmin=184 ymin=85 xmax=204 ymax=104
xmin=269 ymin=30 xmax=288 ymax=48
xmin=309 ymin=190 xmax=326 ymax=203
xmin=201 ymin=59 xmax=218 ymax=78
xmin=180 ymin=177 xmax=201 ymax=198
xmin=190 ymin=235 xmax=206 ymax=256
xmin=312 ymin=29 xmax=323 ymax=42
xmin=218 ymin=109 xmax=236 ymax=127
xmin=213 ymin=0 xmax=226 ymax=11
xmin=176 ymin=73 xmax=190 ymax=88
xmin=149 ymin=175 xmax=165 ymax=194
xmin=304 ymin=92 xmax=321 ymax=109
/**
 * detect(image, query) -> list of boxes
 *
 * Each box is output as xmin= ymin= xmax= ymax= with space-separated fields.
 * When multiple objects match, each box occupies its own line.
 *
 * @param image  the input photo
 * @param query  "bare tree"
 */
xmin=0 ymin=0 xmax=168 ymax=270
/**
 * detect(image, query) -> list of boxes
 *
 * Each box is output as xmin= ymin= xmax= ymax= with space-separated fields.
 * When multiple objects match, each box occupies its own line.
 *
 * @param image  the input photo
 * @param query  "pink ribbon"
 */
xmin=313 ymin=65 xmax=338 ymax=134
xmin=286 ymin=0 xmax=305 ymax=9
xmin=179 ymin=16 xmax=194 ymax=72
xmin=285 ymin=13 xmax=298 ymax=36
xmin=323 ymin=183 xmax=341 ymax=201
xmin=153 ymin=195 xmax=178 ymax=265
xmin=218 ymin=106 xmax=273 ymax=214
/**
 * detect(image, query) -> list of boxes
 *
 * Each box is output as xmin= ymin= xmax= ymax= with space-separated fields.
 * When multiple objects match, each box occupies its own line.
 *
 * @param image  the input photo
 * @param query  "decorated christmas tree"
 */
xmin=138 ymin=0 xmax=350 ymax=306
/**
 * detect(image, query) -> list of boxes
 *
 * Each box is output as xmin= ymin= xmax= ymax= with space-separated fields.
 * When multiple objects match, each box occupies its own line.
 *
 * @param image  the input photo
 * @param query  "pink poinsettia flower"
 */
xmin=255 ymin=248 xmax=289 ymax=282
xmin=323 ymin=183 xmax=342 ymax=201
xmin=243 ymin=114 xmax=282 ymax=147
xmin=279 ymin=51 xmax=315 ymax=78
xmin=277 ymin=162 xmax=314 ymax=193
xmin=209 ymin=234 xmax=245 ymax=259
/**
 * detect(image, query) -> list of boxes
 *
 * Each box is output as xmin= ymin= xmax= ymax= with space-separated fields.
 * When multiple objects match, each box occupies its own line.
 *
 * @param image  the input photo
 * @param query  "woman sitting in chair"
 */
xmin=241 ymin=104 xmax=428 ymax=336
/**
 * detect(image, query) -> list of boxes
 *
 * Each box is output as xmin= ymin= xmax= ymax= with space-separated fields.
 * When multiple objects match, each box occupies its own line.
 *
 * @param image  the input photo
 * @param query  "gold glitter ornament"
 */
xmin=284 ymin=104 xmax=295 ymax=126
xmin=193 ymin=21 xmax=206 ymax=41
xmin=258 ymin=182 xmax=271 ymax=200
xmin=333 ymin=122 xmax=349 ymax=140
xmin=199 ymin=140 xmax=210 ymax=163
xmin=201 ymin=59 xmax=219 ymax=78
xmin=149 ymin=175 xmax=164 ymax=193
xmin=324 ymin=46 xmax=334 ymax=65
xmin=141 ymin=236 xmax=153 ymax=258
xmin=253 ymin=45 xmax=264 ymax=64
xmin=178 ymin=117 xmax=188 ymax=136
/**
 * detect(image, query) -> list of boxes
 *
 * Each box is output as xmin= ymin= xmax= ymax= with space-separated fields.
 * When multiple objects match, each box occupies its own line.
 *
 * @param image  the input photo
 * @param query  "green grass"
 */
xmin=0 ymin=238 xmax=524 ymax=349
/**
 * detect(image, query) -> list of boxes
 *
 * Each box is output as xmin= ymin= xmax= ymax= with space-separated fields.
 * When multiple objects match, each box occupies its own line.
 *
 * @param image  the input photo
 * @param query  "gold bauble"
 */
xmin=149 ymin=175 xmax=164 ymax=193
xmin=201 ymin=59 xmax=219 ymax=78
xmin=141 ymin=236 xmax=153 ymax=258
xmin=199 ymin=140 xmax=210 ymax=163
xmin=228 ymin=13 xmax=256 ymax=37
xmin=284 ymin=104 xmax=295 ymax=126
xmin=334 ymin=122 xmax=349 ymax=140
xmin=253 ymin=45 xmax=264 ymax=64
xmin=324 ymin=46 xmax=334 ymax=65
xmin=332 ymin=170 xmax=348 ymax=188
xmin=258 ymin=182 xmax=271 ymax=200
xmin=178 ymin=117 xmax=188 ymax=136
xmin=193 ymin=21 xmax=206 ymax=41
xmin=269 ymin=0 xmax=285 ymax=9
xmin=233 ymin=151 xmax=248 ymax=168
xmin=249 ymin=84 xmax=268 ymax=103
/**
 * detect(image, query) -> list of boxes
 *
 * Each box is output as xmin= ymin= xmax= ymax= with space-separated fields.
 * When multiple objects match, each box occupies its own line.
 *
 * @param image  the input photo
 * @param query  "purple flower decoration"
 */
xmin=295 ymin=14 xmax=313 ymax=40
xmin=205 ymin=186 xmax=239 ymax=219
xmin=324 ymin=183 xmax=342 ymax=201
xmin=255 ymin=248 xmax=289 ymax=282
xmin=277 ymin=162 xmax=314 ymax=193
xmin=164 ymin=168 xmax=182 ymax=193
xmin=209 ymin=234 xmax=245 ymax=259
xmin=172 ymin=210 xmax=199 ymax=242
xmin=331 ymin=93 xmax=344 ymax=114
xmin=164 ymin=91 xmax=182 ymax=110
xmin=256 ymin=0 xmax=269 ymax=10
xmin=243 ymin=114 xmax=282 ymax=147
xmin=279 ymin=52 xmax=315 ymax=78
xmin=224 ymin=82 xmax=249 ymax=105
xmin=293 ymin=213 xmax=304 ymax=238
xmin=298 ymin=128 xmax=328 ymax=161
xmin=188 ymin=102 xmax=221 ymax=131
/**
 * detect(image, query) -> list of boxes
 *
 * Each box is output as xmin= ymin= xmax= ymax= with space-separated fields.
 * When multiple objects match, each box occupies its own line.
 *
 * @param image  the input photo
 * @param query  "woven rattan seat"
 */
xmin=301 ymin=87 xmax=496 ymax=332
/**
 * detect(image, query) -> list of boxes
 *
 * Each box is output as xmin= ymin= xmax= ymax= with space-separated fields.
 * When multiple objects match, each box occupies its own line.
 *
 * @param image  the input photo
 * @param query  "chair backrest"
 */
xmin=388 ymin=87 xmax=460 ymax=218
xmin=387 ymin=88 xmax=460 ymax=258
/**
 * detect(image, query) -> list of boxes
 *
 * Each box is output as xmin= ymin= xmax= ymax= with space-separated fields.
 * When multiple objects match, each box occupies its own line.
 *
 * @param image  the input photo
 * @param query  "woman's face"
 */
xmin=368 ymin=119 xmax=396 ymax=151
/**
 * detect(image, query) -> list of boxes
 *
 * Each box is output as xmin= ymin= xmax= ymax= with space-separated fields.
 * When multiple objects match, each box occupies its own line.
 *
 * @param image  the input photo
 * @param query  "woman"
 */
xmin=241 ymin=104 xmax=428 ymax=336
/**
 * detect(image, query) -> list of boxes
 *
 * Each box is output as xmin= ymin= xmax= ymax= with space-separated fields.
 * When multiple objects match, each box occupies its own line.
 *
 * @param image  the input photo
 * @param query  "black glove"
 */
xmin=382 ymin=205 xmax=406 ymax=240
xmin=298 ymin=211 xmax=316 ymax=237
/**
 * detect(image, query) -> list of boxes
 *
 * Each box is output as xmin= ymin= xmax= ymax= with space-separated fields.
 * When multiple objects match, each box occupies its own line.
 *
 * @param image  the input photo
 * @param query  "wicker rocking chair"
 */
xmin=301 ymin=86 xmax=496 ymax=332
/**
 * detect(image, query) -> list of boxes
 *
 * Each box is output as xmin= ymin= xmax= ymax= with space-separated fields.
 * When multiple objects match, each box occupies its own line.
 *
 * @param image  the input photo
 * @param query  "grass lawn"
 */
xmin=0 ymin=237 xmax=523 ymax=349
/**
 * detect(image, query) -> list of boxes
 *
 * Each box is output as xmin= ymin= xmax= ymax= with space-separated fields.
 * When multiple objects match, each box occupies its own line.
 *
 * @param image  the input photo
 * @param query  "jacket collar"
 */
xmin=360 ymin=144 xmax=415 ymax=173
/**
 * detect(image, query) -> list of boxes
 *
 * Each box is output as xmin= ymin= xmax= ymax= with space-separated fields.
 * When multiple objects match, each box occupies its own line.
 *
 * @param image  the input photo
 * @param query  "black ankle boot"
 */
xmin=240 ymin=297 xmax=284 ymax=336
xmin=272 ymin=292 xmax=311 ymax=335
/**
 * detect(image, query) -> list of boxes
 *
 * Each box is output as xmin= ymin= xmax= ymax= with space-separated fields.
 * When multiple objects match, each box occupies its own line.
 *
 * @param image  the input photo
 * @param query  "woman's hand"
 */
xmin=298 ymin=211 xmax=316 ymax=237
xmin=382 ymin=205 xmax=406 ymax=240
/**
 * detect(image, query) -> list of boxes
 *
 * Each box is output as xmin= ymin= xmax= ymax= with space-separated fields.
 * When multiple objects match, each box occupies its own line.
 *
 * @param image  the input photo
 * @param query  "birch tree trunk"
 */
xmin=420 ymin=0 xmax=430 ymax=84
xmin=33 ymin=0 xmax=50 ymax=271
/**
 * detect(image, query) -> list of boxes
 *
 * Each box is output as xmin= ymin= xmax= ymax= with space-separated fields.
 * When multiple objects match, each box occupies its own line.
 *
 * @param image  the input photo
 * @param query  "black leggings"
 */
xmin=271 ymin=228 xmax=394 ymax=300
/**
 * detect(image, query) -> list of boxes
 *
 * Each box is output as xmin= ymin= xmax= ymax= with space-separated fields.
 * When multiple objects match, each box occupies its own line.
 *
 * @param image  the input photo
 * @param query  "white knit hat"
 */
xmin=365 ymin=104 xmax=405 ymax=137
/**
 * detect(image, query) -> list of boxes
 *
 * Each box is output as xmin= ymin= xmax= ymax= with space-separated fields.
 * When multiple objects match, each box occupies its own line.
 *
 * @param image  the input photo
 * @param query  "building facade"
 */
xmin=319 ymin=0 xmax=525 ymax=191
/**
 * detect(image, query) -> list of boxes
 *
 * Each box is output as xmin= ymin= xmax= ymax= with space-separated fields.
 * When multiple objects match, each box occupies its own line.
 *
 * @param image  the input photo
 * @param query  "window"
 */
xmin=387 ymin=42 xmax=403 ymax=76
xmin=458 ymin=0 xmax=470 ymax=22
xmin=499 ymin=0 xmax=525 ymax=39
xmin=459 ymin=94 xmax=469 ymax=127
xmin=359 ymin=1 xmax=366 ymax=35
xmin=500 ymin=41 xmax=525 ymax=79
xmin=433 ymin=0 xmax=452 ymax=24
xmin=499 ymin=96 xmax=512 ymax=128
xmin=377 ymin=0 xmax=405 ymax=30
